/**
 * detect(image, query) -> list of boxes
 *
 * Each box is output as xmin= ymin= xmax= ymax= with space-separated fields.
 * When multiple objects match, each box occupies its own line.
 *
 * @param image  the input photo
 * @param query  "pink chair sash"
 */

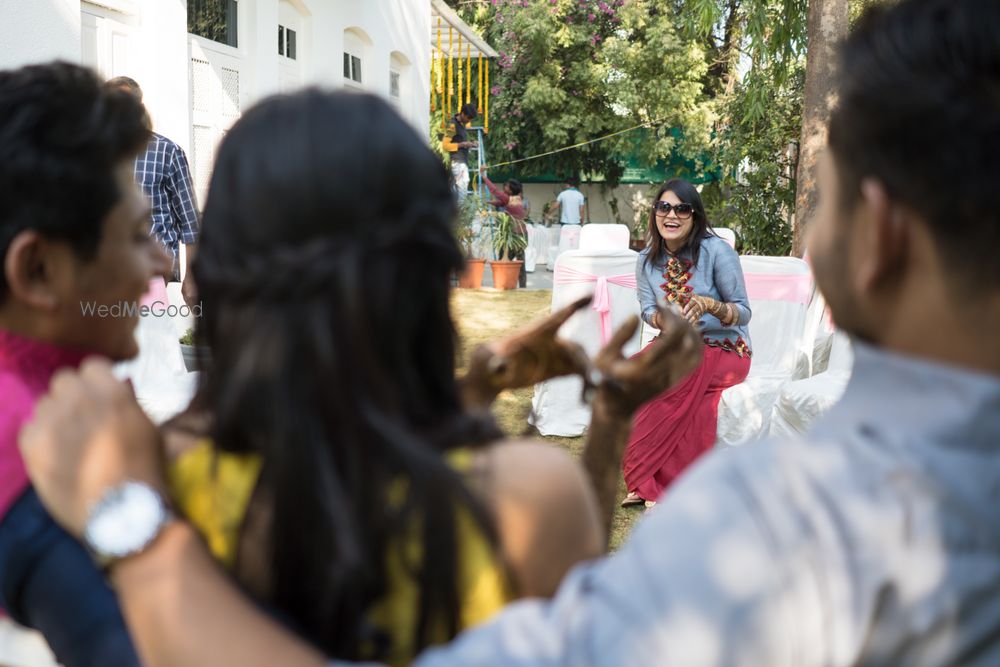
xmin=743 ymin=272 xmax=813 ymax=305
xmin=140 ymin=278 xmax=169 ymax=308
xmin=554 ymin=265 xmax=637 ymax=343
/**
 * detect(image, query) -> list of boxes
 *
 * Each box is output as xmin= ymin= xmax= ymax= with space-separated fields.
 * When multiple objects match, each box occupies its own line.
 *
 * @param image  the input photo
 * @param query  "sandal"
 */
xmin=620 ymin=492 xmax=645 ymax=507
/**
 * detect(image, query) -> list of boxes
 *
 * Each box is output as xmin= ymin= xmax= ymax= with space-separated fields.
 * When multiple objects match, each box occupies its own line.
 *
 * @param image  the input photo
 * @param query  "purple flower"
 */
xmin=588 ymin=12 xmax=596 ymax=21
xmin=505 ymin=142 xmax=518 ymax=150
xmin=491 ymin=85 xmax=501 ymax=95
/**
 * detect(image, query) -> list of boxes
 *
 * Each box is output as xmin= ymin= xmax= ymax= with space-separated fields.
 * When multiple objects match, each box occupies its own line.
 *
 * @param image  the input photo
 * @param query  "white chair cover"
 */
xmin=768 ymin=331 xmax=854 ymax=437
xmin=716 ymin=256 xmax=815 ymax=446
xmin=579 ymin=223 xmax=630 ymax=250
xmin=523 ymin=224 xmax=539 ymax=272
xmin=553 ymin=225 xmax=581 ymax=263
xmin=545 ymin=225 xmax=562 ymax=267
xmin=714 ymin=227 xmax=737 ymax=249
xmin=531 ymin=223 xmax=552 ymax=267
xmin=530 ymin=249 xmax=641 ymax=436
xmin=113 ymin=279 xmax=197 ymax=424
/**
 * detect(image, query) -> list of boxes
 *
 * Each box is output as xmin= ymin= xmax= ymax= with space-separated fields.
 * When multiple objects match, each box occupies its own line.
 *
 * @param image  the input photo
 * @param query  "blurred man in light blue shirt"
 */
xmin=553 ymin=179 xmax=585 ymax=225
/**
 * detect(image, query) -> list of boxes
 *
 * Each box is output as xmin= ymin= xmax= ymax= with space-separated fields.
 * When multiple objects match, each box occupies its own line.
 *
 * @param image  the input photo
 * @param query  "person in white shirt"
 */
xmin=552 ymin=179 xmax=585 ymax=225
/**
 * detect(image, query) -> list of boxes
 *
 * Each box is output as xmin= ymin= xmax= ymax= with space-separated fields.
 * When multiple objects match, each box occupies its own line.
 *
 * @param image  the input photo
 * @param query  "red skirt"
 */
xmin=622 ymin=343 xmax=751 ymax=501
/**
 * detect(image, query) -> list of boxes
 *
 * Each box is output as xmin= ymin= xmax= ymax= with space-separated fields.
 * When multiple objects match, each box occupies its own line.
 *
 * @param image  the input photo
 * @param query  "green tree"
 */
xmin=447 ymin=0 xmax=885 ymax=255
xmin=448 ymin=0 xmax=714 ymax=185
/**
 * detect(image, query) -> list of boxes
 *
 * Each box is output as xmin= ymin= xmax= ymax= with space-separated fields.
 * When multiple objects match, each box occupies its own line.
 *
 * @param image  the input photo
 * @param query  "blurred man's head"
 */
xmin=107 ymin=75 xmax=142 ymax=101
xmin=809 ymin=0 xmax=1000 ymax=369
xmin=459 ymin=103 xmax=478 ymax=123
xmin=0 ymin=62 xmax=170 ymax=360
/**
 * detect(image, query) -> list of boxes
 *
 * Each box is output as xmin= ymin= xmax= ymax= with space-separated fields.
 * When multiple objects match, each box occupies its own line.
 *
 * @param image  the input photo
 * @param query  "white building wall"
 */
xmin=0 ymin=0 xmax=81 ymax=69
xmin=1 ymin=0 xmax=433 ymax=201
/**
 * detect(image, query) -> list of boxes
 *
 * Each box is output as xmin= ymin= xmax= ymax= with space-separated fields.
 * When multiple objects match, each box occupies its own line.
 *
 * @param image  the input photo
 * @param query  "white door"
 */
xmin=81 ymin=3 xmax=134 ymax=79
xmin=189 ymin=37 xmax=242 ymax=206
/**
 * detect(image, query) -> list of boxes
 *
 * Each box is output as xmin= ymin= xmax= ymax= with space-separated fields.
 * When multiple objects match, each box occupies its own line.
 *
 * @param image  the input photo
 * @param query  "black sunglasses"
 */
xmin=652 ymin=201 xmax=694 ymax=219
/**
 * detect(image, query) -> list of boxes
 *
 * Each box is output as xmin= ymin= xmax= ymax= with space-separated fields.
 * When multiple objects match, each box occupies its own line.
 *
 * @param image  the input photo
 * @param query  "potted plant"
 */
xmin=179 ymin=327 xmax=209 ymax=372
xmin=629 ymin=223 xmax=647 ymax=252
xmin=540 ymin=202 xmax=555 ymax=226
xmin=455 ymin=196 xmax=486 ymax=288
xmin=490 ymin=211 xmax=527 ymax=290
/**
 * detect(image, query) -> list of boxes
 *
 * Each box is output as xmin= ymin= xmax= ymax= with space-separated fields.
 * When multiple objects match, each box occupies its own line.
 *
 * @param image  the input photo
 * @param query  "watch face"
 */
xmin=85 ymin=482 xmax=167 ymax=559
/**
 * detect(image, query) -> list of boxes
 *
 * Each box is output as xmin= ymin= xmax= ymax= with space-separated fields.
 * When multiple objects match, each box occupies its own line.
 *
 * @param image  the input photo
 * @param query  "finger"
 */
xmin=541 ymin=296 xmax=592 ymax=333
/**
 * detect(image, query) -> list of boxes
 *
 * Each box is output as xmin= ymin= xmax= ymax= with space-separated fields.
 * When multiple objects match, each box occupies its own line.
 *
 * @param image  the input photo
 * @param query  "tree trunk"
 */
xmin=791 ymin=0 xmax=849 ymax=257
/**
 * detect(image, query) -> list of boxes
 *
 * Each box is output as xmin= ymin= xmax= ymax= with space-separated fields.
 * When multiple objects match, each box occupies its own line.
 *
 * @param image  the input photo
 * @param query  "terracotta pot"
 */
xmin=629 ymin=238 xmax=647 ymax=252
xmin=490 ymin=260 xmax=523 ymax=290
xmin=458 ymin=258 xmax=486 ymax=288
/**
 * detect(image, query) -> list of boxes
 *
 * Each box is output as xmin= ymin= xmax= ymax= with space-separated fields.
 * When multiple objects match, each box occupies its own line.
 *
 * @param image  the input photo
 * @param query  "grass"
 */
xmin=452 ymin=288 xmax=643 ymax=550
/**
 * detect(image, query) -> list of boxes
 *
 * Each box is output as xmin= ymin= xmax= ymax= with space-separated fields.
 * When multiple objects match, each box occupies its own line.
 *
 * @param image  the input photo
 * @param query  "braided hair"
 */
xmin=191 ymin=90 xmax=501 ymax=660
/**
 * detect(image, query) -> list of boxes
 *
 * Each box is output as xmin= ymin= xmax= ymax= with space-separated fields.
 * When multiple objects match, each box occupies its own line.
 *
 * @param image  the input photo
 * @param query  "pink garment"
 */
xmin=623 ymin=344 xmax=750 ymax=501
xmin=552 ymin=265 xmax=637 ymax=344
xmin=0 ymin=330 xmax=88 ymax=518
xmin=482 ymin=175 xmax=527 ymax=222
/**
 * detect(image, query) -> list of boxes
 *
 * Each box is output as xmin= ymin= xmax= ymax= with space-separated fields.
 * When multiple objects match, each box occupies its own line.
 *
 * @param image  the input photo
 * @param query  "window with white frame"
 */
xmin=343 ymin=28 xmax=371 ymax=89
xmin=188 ymin=0 xmax=238 ymax=48
xmin=343 ymin=52 xmax=362 ymax=84
xmin=278 ymin=24 xmax=296 ymax=59
xmin=389 ymin=70 xmax=400 ymax=99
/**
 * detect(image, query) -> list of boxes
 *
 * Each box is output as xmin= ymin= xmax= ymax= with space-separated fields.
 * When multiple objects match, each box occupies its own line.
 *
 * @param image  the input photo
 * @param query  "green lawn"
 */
xmin=452 ymin=289 xmax=643 ymax=550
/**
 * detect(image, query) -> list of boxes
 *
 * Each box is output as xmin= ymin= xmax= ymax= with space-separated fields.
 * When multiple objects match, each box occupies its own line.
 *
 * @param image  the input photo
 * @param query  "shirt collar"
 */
xmin=0 ymin=329 xmax=90 ymax=391
xmin=816 ymin=339 xmax=1000 ymax=449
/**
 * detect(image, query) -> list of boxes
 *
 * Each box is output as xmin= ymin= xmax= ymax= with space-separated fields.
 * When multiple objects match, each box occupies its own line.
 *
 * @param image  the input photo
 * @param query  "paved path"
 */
xmin=480 ymin=261 xmax=554 ymax=290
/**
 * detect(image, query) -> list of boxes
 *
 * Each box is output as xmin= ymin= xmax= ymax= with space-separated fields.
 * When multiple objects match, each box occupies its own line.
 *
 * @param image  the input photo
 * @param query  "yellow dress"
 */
xmin=167 ymin=441 xmax=511 ymax=666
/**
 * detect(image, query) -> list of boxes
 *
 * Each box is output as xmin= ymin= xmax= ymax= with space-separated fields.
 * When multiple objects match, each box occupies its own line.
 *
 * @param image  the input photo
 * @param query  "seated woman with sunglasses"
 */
xmin=621 ymin=178 xmax=752 ymax=508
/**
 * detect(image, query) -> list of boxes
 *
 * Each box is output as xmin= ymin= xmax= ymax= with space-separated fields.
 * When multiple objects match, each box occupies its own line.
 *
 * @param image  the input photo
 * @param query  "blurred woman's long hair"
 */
xmin=192 ymin=90 xmax=502 ymax=660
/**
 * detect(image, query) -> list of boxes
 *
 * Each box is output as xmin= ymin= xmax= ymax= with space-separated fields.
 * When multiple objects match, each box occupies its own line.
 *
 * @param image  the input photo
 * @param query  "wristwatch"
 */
xmin=83 ymin=481 xmax=175 ymax=569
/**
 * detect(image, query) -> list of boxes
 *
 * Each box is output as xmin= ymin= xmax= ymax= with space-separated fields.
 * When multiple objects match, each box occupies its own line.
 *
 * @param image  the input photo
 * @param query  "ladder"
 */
xmin=467 ymin=125 xmax=494 ymax=259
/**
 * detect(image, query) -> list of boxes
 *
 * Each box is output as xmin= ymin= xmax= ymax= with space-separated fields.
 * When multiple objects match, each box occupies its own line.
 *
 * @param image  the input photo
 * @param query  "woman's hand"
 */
xmin=683 ymin=294 xmax=736 ymax=326
xmin=682 ymin=295 xmax=709 ymax=325
xmin=460 ymin=296 xmax=592 ymax=410
xmin=479 ymin=165 xmax=487 ymax=175
xmin=592 ymin=305 xmax=703 ymax=418
xmin=18 ymin=359 xmax=165 ymax=538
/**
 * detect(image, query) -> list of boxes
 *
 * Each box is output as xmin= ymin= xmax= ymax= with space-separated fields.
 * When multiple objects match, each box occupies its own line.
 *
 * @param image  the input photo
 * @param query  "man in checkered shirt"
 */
xmin=108 ymin=77 xmax=199 ymax=308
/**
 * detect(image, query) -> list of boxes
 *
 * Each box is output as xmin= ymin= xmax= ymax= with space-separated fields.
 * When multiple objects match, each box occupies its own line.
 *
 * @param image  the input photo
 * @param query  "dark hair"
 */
xmin=460 ymin=103 xmax=478 ymax=119
xmin=644 ymin=178 xmax=714 ymax=268
xmin=506 ymin=179 xmax=523 ymax=196
xmin=107 ymin=75 xmax=142 ymax=101
xmin=192 ymin=90 xmax=502 ymax=660
xmin=829 ymin=0 xmax=1000 ymax=289
xmin=0 ymin=62 xmax=150 ymax=301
